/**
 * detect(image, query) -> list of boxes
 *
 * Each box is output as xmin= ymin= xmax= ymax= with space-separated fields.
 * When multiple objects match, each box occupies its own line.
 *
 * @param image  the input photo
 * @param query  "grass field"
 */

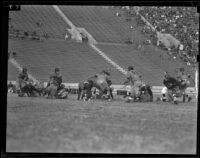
xmin=6 ymin=94 xmax=197 ymax=154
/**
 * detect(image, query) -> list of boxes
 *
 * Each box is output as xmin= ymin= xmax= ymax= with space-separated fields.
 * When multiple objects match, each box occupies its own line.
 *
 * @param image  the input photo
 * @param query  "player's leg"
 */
xmin=46 ymin=84 xmax=56 ymax=99
xmin=77 ymin=83 xmax=83 ymax=100
xmin=146 ymin=85 xmax=153 ymax=102
xmin=134 ymin=81 xmax=143 ymax=101
xmin=134 ymin=85 xmax=141 ymax=101
xmin=161 ymin=87 xmax=168 ymax=102
xmin=129 ymin=86 xmax=136 ymax=101
xmin=51 ymin=85 xmax=58 ymax=98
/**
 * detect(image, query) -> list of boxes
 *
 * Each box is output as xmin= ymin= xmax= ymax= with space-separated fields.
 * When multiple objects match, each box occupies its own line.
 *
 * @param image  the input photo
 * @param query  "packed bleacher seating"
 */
xmin=112 ymin=6 xmax=199 ymax=65
xmin=8 ymin=6 xmax=196 ymax=86
xmin=138 ymin=7 xmax=198 ymax=64
xmin=139 ymin=7 xmax=198 ymax=53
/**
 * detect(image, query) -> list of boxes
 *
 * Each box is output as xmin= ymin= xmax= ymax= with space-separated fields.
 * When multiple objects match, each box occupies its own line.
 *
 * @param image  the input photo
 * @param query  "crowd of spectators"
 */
xmin=112 ymin=6 xmax=199 ymax=65
xmin=139 ymin=7 xmax=198 ymax=57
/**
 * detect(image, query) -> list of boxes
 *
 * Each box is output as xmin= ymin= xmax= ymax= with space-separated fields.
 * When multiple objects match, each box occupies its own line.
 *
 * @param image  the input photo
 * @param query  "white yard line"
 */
xmin=52 ymin=5 xmax=76 ymax=29
xmin=53 ymin=5 xmax=127 ymax=76
xmin=89 ymin=44 xmax=127 ymax=75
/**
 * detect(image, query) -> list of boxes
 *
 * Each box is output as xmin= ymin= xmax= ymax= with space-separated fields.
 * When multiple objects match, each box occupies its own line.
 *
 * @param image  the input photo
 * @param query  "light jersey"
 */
xmin=177 ymin=72 xmax=188 ymax=81
xmin=176 ymin=71 xmax=191 ymax=89
xmin=96 ymin=73 xmax=109 ymax=84
xmin=126 ymin=71 xmax=141 ymax=86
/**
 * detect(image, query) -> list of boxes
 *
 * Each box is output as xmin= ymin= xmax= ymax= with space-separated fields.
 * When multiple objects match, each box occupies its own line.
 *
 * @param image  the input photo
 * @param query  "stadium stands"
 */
xmin=136 ymin=7 xmax=198 ymax=63
xmin=8 ymin=39 xmax=124 ymax=84
xmin=8 ymin=5 xmax=196 ymax=86
xmin=59 ymin=6 xmax=146 ymax=43
xmin=9 ymin=5 xmax=70 ymax=39
xmin=98 ymin=44 xmax=195 ymax=86
xmin=108 ymin=6 xmax=198 ymax=65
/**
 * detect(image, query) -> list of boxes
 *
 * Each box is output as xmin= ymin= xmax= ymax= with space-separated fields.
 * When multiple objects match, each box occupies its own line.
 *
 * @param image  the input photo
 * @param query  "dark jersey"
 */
xmin=106 ymin=79 xmax=112 ymax=86
xmin=18 ymin=72 xmax=29 ymax=81
xmin=18 ymin=72 xmax=29 ymax=88
xmin=49 ymin=73 xmax=62 ymax=86
xmin=163 ymin=77 xmax=179 ymax=89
